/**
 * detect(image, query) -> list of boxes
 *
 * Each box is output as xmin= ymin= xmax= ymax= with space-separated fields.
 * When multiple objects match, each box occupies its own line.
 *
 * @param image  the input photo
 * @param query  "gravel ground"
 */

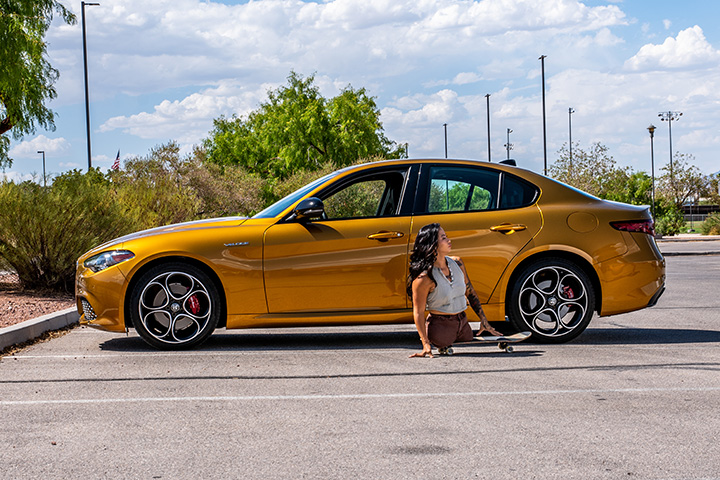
xmin=0 ymin=272 xmax=75 ymax=328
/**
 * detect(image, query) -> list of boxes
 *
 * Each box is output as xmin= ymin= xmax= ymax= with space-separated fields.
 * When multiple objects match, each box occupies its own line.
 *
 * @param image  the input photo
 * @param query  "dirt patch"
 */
xmin=0 ymin=272 xmax=75 ymax=329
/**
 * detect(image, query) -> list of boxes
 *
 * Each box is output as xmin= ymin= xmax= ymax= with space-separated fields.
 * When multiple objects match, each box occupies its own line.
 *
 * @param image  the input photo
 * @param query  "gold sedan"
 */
xmin=75 ymin=159 xmax=665 ymax=349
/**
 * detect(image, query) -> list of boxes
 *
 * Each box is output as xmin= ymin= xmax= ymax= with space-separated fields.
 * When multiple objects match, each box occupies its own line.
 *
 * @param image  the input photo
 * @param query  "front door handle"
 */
xmin=490 ymin=223 xmax=527 ymax=234
xmin=367 ymin=231 xmax=405 ymax=241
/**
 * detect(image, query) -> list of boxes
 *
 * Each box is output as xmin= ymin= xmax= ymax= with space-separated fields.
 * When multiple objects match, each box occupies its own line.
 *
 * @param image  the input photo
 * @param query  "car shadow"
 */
xmin=97 ymin=326 xmax=720 ymax=353
xmin=99 ymin=330 xmax=423 ymax=353
xmin=574 ymin=327 xmax=720 ymax=345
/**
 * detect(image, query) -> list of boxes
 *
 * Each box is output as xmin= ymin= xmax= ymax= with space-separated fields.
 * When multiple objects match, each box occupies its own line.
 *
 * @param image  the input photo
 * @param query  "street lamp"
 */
xmin=504 ymin=128 xmax=513 ymax=160
xmin=82 ymin=1 xmax=100 ymax=170
xmin=443 ymin=123 xmax=448 ymax=158
xmin=568 ymin=107 xmax=575 ymax=167
xmin=647 ymin=125 xmax=656 ymax=221
xmin=658 ymin=110 xmax=681 ymax=201
xmin=37 ymin=150 xmax=46 ymax=187
xmin=485 ymin=94 xmax=491 ymax=162
xmin=539 ymin=55 xmax=548 ymax=175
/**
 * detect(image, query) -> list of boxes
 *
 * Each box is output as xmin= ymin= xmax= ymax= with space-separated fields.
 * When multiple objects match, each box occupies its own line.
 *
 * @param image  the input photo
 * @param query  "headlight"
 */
xmin=83 ymin=250 xmax=135 ymax=273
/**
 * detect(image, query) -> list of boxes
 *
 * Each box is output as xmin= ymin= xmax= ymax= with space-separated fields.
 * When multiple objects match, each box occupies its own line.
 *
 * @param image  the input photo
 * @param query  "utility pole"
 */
xmin=504 ymin=128 xmax=513 ymax=160
xmin=82 ymin=1 xmax=100 ymax=170
xmin=443 ymin=123 xmax=448 ymax=158
xmin=485 ymin=94 xmax=491 ymax=162
xmin=539 ymin=55 xmax=548 ymax=175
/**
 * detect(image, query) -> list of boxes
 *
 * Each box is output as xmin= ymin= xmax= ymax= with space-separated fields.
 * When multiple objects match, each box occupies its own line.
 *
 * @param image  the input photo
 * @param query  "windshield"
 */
xmin=252 ymin=171 xmax=338 ymax=219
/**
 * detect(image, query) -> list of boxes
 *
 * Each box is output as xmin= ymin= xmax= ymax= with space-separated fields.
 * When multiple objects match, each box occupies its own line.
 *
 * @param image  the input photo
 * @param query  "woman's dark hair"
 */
xmin=406 ymin=223 xmax=441 ymax=297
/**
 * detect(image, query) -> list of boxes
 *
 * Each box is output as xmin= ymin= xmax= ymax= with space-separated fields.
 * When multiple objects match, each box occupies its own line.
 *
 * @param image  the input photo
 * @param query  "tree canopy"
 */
xmin=0 ymin=0 xmax=76 ymax=170
xmin=657 ymin=152 xmax=712 ymax=209
xmin=549 ymin=142 xmax=640 ymax=202
xmin=204 ymin=72 xmax=406 ymax=179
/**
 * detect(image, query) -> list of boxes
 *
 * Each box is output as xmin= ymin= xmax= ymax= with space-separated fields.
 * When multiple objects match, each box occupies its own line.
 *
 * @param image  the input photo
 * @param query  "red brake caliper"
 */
xmin=188 ymin=294 xmax=200 ymax=315
xmin=562 ymin=285 xmax=575 ymax=299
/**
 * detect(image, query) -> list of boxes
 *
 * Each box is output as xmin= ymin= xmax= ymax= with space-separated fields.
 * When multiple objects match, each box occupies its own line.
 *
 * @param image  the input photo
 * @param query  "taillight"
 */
xmin=610 ymin=219 xmax=655 ymax=236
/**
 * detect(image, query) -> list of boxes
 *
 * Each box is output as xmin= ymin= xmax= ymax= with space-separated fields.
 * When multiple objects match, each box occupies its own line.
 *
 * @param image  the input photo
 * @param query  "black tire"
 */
xmin=129 ymin=262 xmax=220 ymax=350
xmin=507 ymin=257 xmax=595 ymax=343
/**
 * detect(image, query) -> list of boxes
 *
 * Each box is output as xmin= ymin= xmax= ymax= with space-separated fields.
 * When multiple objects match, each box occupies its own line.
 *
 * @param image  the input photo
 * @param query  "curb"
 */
xmin=0 ymin=307 xmax=79 ymax=351
xmin=661 ymin=251 xmax=720 ymax=256
xmin=656 ymin=236 xmax=720 ymax=242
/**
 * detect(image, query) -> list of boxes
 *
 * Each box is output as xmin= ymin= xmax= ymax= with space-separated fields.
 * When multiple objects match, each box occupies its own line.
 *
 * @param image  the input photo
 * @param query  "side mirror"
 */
xmin=292 ymin=197 xmax=324 ymax=221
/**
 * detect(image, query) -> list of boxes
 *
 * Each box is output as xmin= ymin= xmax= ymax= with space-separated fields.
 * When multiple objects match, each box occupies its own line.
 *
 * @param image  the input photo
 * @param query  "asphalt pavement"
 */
xmin=1 ymin=241 xmax=719 ymax=479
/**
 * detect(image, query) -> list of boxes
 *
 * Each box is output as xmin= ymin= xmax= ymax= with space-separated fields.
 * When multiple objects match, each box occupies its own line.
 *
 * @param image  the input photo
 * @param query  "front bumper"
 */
xmin=75 ymin=263 xmax=128 ymax=333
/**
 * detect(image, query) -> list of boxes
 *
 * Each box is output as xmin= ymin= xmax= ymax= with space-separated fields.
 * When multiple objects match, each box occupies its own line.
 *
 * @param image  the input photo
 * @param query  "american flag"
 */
xmin=111 ymin=150 xmax=120 ymax=170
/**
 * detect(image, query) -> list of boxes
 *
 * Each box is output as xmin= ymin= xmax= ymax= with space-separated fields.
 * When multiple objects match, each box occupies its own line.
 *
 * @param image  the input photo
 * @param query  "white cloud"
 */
xmin=625 ymin=26 xmax=720 ymax=71
xmin=663 ymin=19 xmax=672 ymax=30
xmin=99 ymin=82 xmax=271 ymax=143
xmin=1 ymin=171 xmax=35 ymax=183
xmin=8 ymin=135 xmax=71 ymax=158
xmin=59 ymin=162 xmax=82 ymax=169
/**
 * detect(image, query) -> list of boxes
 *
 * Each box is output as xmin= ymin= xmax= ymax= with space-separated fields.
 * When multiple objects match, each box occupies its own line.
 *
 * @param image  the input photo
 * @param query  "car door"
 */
xmin=411 ymin=164 xmax=542 ymax=306
xmin=263 ymin=166 xmax=414 ymax=313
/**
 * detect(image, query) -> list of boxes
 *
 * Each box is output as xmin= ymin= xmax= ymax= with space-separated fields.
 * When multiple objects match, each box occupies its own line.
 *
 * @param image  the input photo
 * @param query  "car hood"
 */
xmin=90 ymin=217 xmax=249 ymax=252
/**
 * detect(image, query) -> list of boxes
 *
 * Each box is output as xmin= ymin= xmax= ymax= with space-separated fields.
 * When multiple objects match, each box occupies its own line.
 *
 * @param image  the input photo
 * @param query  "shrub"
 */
xmin=654 ymin=208 xmax=685 ymax=237
xmin=701 ymin=212 xmax=720 ymax=235
xmin=0 ymin=169 xmax=134 ymax=291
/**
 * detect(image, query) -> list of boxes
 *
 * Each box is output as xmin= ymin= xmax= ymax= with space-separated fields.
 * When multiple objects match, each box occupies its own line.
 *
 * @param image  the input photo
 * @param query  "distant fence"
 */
xmin=681 ymin=204 xmax=719 ymax=222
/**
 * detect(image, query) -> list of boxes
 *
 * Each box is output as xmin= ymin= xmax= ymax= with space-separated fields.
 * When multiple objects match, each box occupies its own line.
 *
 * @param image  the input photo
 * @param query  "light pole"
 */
xmin=647 ymin=125 xmax=656 ymax=221
xmin=568 ymin=107 xmax=575 ymax=166
xmin=82 ymin=1 xmax=100 ymax=170
xmin=485 ymin=94 xmax=491 ymax=162
xmin=658 ymin=110 xmax=681 ymax=202
xmin=37 ymin=150 xmax=46 ymax=187
xmin=504 ymin=128 xmax=513 ymax=160
xmin=443 ymin=123 xmax=448 ymax=158
xmin=539 ymin=55 xmax=548 ymax=175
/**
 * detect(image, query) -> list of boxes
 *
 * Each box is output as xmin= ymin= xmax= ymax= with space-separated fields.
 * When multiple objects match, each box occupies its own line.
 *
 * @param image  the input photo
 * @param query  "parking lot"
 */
xmin=1 ymin=251 xmax=719 ymax=479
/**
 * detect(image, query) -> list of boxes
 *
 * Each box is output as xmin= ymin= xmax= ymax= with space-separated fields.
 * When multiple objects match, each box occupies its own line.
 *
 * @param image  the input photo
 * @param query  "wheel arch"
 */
xmin=123 ymin=256 xmax=228 ymax=330
xmin=504 ymin=250 xmax=602 ymax=315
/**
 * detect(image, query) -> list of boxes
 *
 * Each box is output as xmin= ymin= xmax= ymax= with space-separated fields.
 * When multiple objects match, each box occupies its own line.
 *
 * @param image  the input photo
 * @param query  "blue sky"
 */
xmin=4 ymin=0 xmax=720 ymax=182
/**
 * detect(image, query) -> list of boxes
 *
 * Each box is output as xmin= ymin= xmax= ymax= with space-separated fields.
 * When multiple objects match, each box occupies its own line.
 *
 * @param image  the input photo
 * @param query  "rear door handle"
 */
xmin=367 ymin=231 xmax=405 ymax=241
xmin=490 ymin=224 xmax=527 ymax=234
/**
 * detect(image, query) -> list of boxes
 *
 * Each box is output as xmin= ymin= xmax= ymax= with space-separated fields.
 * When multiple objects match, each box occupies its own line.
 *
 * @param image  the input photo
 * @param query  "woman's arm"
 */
xmin=453 ymin=257 xmax=502 ymax=337
xmin=409 ymin=275 xmax=434 ymax=358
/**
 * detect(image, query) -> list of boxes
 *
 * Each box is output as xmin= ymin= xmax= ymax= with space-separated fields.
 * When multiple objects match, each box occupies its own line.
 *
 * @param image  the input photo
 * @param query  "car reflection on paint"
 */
xmin=75 ymin=159 xmax=665 ymax=349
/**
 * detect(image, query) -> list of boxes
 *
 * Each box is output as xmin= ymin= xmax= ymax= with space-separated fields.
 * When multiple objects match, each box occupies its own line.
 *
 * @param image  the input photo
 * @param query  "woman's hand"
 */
xmin=475 ymin=321 xmax=502 ymax=337
xmin=409 ymin=344 xmax=434 ymax=358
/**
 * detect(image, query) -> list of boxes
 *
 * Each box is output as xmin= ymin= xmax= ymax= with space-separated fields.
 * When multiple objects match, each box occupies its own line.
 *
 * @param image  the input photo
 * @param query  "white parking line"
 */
xmin=2 ymin=386 xmax=719 ymax=406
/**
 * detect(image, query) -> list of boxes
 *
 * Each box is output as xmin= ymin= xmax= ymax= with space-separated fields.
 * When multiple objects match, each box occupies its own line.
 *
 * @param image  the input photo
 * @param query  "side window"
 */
xmin=321 ymin=170 xmax=406 ymax=220
xmin=500 ymin=174 xmax=539 ymax=209
xmin=427 ymin=166 xmax=499 ymax=213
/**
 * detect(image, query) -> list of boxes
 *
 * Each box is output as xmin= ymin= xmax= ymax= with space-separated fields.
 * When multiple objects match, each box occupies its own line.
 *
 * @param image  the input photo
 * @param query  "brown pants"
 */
xmin=426 ymin=311 xmax=474 ymax=348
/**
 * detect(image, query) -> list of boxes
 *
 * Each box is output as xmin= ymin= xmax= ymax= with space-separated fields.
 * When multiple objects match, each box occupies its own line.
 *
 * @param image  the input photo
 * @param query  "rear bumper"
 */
xmin=646 ymin=284 xmax=665 ymax=308
xmin=597 ymin=232 xmax=665 ymax=317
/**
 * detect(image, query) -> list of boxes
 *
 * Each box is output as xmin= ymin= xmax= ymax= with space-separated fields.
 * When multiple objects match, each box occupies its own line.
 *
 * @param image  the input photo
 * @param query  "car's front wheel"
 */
xmin=507 ymin=258 xmax=595 ymax=343
xmin=129 ymin=263 xmax=220 ymax=349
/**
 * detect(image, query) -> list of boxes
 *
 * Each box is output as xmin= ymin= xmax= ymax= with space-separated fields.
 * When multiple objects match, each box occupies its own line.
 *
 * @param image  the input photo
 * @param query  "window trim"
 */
xmin=414 ymin=163 xmax=539 ymax=216
xmin=284 ymin=165 xmax=415 ymax=222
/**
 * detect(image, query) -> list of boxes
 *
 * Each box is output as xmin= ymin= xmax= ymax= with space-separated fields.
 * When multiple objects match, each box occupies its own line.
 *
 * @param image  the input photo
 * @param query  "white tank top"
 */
xmin=426 ymin=257 xmax=467 ymax=314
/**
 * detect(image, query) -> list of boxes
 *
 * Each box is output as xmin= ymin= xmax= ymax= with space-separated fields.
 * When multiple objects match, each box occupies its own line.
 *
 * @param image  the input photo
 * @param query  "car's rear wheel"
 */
xmin=129 ymin=263 xmax=220 ymax=350
xmin=508 ymin=258 xmax=595 ymax=343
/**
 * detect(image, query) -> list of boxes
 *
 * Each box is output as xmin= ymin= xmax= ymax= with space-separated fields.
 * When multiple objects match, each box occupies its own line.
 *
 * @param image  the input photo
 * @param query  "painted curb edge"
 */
xmin=0 ymin=307 xmax=79 ymax=351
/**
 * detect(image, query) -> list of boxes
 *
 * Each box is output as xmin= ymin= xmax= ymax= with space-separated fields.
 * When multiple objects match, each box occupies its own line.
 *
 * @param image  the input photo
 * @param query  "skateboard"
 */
xmin=447 ymin=331 xmax=532 ymax=353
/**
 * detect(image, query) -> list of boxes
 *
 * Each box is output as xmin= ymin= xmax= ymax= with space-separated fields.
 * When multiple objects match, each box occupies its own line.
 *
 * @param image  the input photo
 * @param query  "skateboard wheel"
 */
xmin=505 ymin=346 xmax=514 ymax=353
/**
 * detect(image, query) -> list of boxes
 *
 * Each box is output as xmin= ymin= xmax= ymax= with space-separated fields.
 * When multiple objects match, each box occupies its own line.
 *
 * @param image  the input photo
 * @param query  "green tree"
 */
xmin=109 ymin=142 xmax=267 ymax=230
xmin=657 ymin=152 xmax=711 ymax=209
xmin=0 ymin=0 xmax=76 ymax=169
xmin=0 ymin=169 xmax=130 ymax=290
xmin=204 ymin=71 xmax=405 ymax=179
xmin=550 ymin=142 xmax=632 ymax=199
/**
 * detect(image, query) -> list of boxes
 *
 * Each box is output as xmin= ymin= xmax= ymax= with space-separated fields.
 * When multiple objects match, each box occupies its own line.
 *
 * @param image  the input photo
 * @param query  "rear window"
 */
xmin=500 ymin=174 xmax=538 ymax=209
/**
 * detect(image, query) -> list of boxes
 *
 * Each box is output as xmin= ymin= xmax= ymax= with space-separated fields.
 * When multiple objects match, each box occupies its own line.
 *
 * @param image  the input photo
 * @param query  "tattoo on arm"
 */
xmin=466 ymin=280 xmax=488 ymax=322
